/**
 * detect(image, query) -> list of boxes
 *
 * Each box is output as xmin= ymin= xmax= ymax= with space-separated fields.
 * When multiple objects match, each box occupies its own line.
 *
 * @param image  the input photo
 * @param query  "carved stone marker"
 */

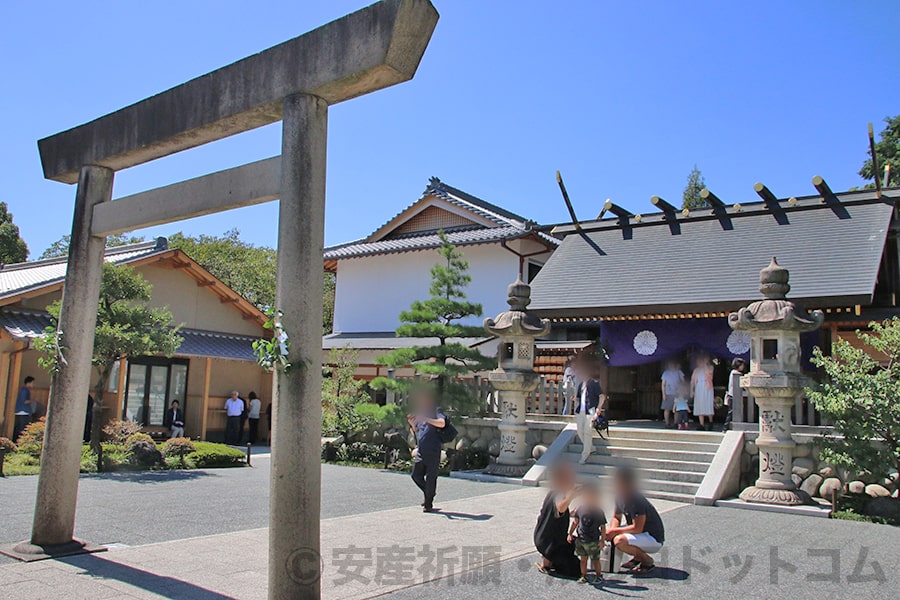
xmin=11 ymin=3 xmax=438 ymax=599
xmin=728 ymin=258 xmax=823 ymax=505
xmin=483 ymin=280 xmax=550 ymax=477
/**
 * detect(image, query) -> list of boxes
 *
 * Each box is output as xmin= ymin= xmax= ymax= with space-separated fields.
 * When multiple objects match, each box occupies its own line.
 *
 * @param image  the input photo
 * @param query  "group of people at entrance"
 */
xmin=224 ymin=391 xmax=269 ymax=446
xmin=534 ymin=461 xmax=665 ymax=581
xmin=660 ymin=355 xmax=746 ymax=431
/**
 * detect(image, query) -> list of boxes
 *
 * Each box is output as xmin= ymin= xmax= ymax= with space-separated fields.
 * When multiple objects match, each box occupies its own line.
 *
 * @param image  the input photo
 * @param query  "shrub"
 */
xmin=128 ymin=440 xmax=163 ymax=468
xmin=126 ymin=432 xmax=155 ymax=447
xmin=0 ymin=437 xmax=16 ymax=455
xmin=18 ymin=443 xmax=42 ymax=459
xmin=187 ymin=442 xmax=245 ymax=468
xmin=16 ymin=418 xmax=45 ymax=447
xmin=103 ymin=419 xmax=142 ymax=445
xmin=163 ymin=437 xmax=196 ymax=468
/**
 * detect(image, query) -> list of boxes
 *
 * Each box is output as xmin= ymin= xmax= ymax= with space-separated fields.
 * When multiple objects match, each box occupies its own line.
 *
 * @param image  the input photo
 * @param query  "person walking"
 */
xmin=164 ymin=400 xmax=185 ymax=438
xmin=12 ymin=376 xmax=35 ymax=442
xmin=574 ymin=362 xmax=605 ymax=464
xmin=562 ymin=357 xmax=579 ymax=416
xmin=224 ymin=391 xmax=244 ymax=445
xmin=723 ymin=358 xmax=746 ymax=431
xmin=247 ymin=391 xmax=262 ymax=445
xmin=691 ymin=354 xmax=715 ymax=431
xmin=408 ymin=390 xmax=446 ymax=513
xmin=660 ymin=360 xmax=684 ymax=428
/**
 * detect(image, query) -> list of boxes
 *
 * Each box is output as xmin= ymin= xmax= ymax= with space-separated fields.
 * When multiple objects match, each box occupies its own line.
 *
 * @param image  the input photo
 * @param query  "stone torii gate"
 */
xmin=15 ymin=2 xmax=438 ymax=598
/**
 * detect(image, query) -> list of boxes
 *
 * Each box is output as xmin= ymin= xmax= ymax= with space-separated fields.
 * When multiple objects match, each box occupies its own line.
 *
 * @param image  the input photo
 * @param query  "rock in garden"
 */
xmin=865 ymin=484 xmax=890 ymax=498
xmin=542 ymin=430 xmax=558 ymax=445
xmin=863 ymin=496 xmax=900 ymax=521
xmin=791 ymin=474 xmax=802 ymax=487
xmin=455 ymin=437 xmax=471 ymax=451
xmin=488 ymin=439 xmax=501 ymax=457
xmin=818 ymin=477 xmax=842 ymax=499
xmin=792 ymin=457 xmax=815 ymax=479
xmin=471 ymin=438 xmax=488 ymax=451
xmin=129 ymin=441 xmax=163 ymax=467
xmin=847 ymin=481 xmax=865 ymax=494
xmin=532 ymin=444 xmax=547 ymax=460
xmin=744 ymin=441 xmax=758 ymax=456
xmin=800 ymin=474 xmax=822 ymax=497
xmin=818 ymin=465 xmax=836 ymax=478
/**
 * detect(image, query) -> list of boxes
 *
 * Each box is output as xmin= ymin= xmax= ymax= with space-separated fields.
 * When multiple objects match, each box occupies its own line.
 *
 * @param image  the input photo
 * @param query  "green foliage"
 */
xmin=808 ymin=318 xmax=900 ymax=481
xmin=125 ymin=432 xmax=154 ymax=447
xmin=253 ymin=308 xmax=292 ymax=374
xmin=353 ymin=402 xmax=406 ymax=428
xmin=682 ymin=165 xmax=707 ymax=210
xmin=322 ymin=347 xmax=371 ymax=436
xmin=0 ymin=437 xmax=17 ymax=455
xmin=163 ymin=437 xmax=196 ymax=468
xmin=39 ymin=233 xmax=144 ymax=259
xmin=372 ymin=233 xmax=495 ymax=413
xmin=16 ymin=418 xmax=45 ymax=447
xmin=859 ymin=116 xmax=900 ymax=187
xmin=102 ymin=419 xmax=143 ymax=446
xmin=186 ymin=441 xmax=246 ymax=468
xmin=0 ymin=202 xmax=28 ymax=264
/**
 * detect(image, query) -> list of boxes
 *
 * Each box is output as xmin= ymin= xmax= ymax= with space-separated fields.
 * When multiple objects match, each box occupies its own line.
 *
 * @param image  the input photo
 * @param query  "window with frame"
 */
xmin=122 ymin=357 xmax=189 ymax=427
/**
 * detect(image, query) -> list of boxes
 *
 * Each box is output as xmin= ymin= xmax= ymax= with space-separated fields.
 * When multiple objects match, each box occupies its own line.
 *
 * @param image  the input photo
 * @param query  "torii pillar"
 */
xmin=6 ymin=2 xmax=438 ymax=598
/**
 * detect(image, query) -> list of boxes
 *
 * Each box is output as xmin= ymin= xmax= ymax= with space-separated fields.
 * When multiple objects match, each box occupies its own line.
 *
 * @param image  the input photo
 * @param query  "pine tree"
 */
xmin=859 ymin=116 xmax=900 ymax=188
xmin=373 ymin=233 xmax=496 ymax=413
xmin=682 ymin=165 xmax=708 ymax=210
xmin=0 ymin=202 xmax=28 ymax=264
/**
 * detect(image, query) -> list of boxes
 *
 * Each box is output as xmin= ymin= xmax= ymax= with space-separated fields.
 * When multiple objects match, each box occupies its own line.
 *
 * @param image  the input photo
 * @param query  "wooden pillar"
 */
xmin=1 ymin=346 xmax=18 ymax=438
xmin=114 ymin=358 xmax=127 ymax=421
xmin=200 ymin=357 xmax=211 ymax=441
xmin=6 ymin=346 xmax=24 ymax=438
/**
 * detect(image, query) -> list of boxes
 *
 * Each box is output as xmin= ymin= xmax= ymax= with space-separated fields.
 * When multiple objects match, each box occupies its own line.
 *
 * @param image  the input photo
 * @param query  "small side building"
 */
xmin=0 ymin=238 xmax=271 ymax=442
xmin=323 ymin=177 xmax=559 ymax=380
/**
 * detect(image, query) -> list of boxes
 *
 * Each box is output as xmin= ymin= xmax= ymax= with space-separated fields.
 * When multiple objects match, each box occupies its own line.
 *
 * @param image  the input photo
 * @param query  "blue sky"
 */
xmin=1 ymin=1 xmax=896 ymax=258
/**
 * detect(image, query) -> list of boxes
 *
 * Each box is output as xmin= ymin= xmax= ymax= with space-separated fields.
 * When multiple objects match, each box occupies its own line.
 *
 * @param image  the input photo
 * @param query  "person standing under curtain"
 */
xmin=660 ymin=360 xmax=685 ymax=429
xmin=224 ymin=391 xmax=244 ymax=445
xmin=574 ymin=361 xmax=605 ymax=464
xmin=691 ymin=354 xmax=715 ymax=431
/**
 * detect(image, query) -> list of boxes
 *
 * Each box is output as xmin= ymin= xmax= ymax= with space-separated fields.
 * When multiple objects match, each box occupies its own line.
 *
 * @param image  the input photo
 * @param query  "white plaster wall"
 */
xmin=333 ymin=245 xmax=523 ymax=333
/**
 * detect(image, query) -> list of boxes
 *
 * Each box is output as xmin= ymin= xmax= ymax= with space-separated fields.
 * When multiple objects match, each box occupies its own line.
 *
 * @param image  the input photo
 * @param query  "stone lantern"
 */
xmin=728 ymin=258 xmax=823 ymax=505
xmin=482 ymin=279 xmax=551 ymax=477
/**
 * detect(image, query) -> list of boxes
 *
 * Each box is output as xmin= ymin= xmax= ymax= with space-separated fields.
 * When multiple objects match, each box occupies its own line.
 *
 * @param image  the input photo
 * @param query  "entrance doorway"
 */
xmin=122 ymin=358 xmax=189 ymax=427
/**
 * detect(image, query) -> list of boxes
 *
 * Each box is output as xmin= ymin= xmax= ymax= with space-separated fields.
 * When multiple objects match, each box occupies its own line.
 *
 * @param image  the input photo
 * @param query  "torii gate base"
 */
xmin=1 ymin=3 xmax=438 ymax=599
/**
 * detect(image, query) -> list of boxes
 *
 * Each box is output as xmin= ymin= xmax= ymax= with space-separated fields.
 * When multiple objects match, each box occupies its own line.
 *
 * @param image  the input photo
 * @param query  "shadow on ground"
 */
xmin=81 ymin=470 xmax=218 ymax=484
xmin=60 ymin=554 xmax=234 ymax=599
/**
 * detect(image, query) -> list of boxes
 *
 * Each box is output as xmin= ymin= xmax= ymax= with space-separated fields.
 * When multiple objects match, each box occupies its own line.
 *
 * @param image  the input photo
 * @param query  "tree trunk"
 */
xmin=90 ymin=364 xmax=114 ymax=472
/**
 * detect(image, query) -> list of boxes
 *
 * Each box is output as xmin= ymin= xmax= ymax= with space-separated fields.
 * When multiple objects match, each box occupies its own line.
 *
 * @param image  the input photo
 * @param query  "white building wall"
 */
xmin=333 ymin=245 xmax=522 ymax=333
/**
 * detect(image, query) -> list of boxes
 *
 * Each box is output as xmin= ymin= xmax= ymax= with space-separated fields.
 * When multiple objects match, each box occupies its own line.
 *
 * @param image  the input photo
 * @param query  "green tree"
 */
xmin=0 ymin=202 xmax=29 ymax=264
xmin=39 ymin=233 xmax=144 ymax=259
xmin=372 ymin=233 xmax=495 ymax=413
xmin=682 ymin=165 xmax=707 ymax=210
xmin=321 ymin=346 xmax=369 ymax=437
xmin=808 ymin=318 xmax=900 ymax=481
xmin=36 ymin=263 xmax=182 ymax=469
xmin=860 ymin=116 xmax=900 ymax=188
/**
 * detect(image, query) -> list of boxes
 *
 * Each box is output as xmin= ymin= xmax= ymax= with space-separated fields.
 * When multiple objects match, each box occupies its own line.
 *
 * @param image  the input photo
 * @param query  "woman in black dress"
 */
xmin=534 ymin=461 xmax=581 ymax=577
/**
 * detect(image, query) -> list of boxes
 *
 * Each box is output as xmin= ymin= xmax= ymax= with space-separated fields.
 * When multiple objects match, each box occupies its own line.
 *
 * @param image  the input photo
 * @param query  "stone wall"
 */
xmin=741 ymin=433 xmax=899 ymax=501
xmin=452 ymin=417 xmax=566 ymax=460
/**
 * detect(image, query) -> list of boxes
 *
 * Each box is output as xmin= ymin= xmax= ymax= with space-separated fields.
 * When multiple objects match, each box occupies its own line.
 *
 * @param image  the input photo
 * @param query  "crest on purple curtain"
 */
xmin=599 ymin=318 xmax=821 ymax=369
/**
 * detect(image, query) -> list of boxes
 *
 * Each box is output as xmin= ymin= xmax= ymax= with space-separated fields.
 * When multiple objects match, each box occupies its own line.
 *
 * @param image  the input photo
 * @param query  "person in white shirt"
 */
xmin=247 ymin=391 xmax=262 ymax=445
xmin=562 ymin=356 xmax=579 ymax=416
xmin=224 ymin=391 xmax=244 ymax=445
xmin=660 ymin=361 xmax=685 ymax=429
xmin=574 ymin=361 xmax=605 ymax=464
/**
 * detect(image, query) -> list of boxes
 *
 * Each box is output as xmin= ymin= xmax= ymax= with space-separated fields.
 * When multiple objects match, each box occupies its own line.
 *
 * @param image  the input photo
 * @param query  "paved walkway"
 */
xmin=1 ymin=461 xmax=898 ymax=599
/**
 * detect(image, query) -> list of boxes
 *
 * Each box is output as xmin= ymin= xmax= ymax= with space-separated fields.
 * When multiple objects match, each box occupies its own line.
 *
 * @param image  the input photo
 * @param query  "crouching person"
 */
xmin=606 ymin=466 xmax=665 ymax=574
xmin=533 ymin=461 xmax=581 ymax=578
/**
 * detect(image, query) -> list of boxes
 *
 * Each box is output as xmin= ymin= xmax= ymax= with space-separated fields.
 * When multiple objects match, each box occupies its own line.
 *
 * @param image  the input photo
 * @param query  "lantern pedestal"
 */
xmin=482 ymin=280 xmax=551 ymax=479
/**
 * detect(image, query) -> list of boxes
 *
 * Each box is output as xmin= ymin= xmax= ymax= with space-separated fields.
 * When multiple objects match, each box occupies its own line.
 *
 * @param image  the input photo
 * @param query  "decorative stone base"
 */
xmin=483 ymin=462 xmax=531 ymax=478
xmin=0 ymin=539 xmax=107 ymax=562
xmin=739 ymin=485 xmax=812 ymax=506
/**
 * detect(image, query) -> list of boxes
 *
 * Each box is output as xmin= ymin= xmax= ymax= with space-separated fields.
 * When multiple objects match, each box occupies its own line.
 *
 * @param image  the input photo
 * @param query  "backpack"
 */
xmin=437 ymin=409 xmax=458 ymax=444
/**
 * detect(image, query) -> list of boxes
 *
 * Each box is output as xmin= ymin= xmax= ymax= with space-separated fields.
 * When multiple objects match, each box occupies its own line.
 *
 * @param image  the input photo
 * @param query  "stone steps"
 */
xmin=566 ymin=427 xmax=724 ymax=503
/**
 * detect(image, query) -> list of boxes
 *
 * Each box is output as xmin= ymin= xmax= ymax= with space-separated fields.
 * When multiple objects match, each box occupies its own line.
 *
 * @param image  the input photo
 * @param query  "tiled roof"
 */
xmin=530 ymin=190 xmax=896 ymax=316
xmin=0 ymin=238 xmax=169 ymax=301
xmin=324 ymin=178 xmax=558 ymax=261
xmin=325 ymin=225 xmax=549 ymax=261
xmin=0 ymin=308 xmax=259 ymax=362
xmin=323 ymin=331 xmax=487 ymax=350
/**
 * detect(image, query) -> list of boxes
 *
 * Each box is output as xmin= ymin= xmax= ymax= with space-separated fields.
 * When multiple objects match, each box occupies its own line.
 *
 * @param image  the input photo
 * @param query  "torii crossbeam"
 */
xmin=14 ymin=3 xmax=438 ymax=599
